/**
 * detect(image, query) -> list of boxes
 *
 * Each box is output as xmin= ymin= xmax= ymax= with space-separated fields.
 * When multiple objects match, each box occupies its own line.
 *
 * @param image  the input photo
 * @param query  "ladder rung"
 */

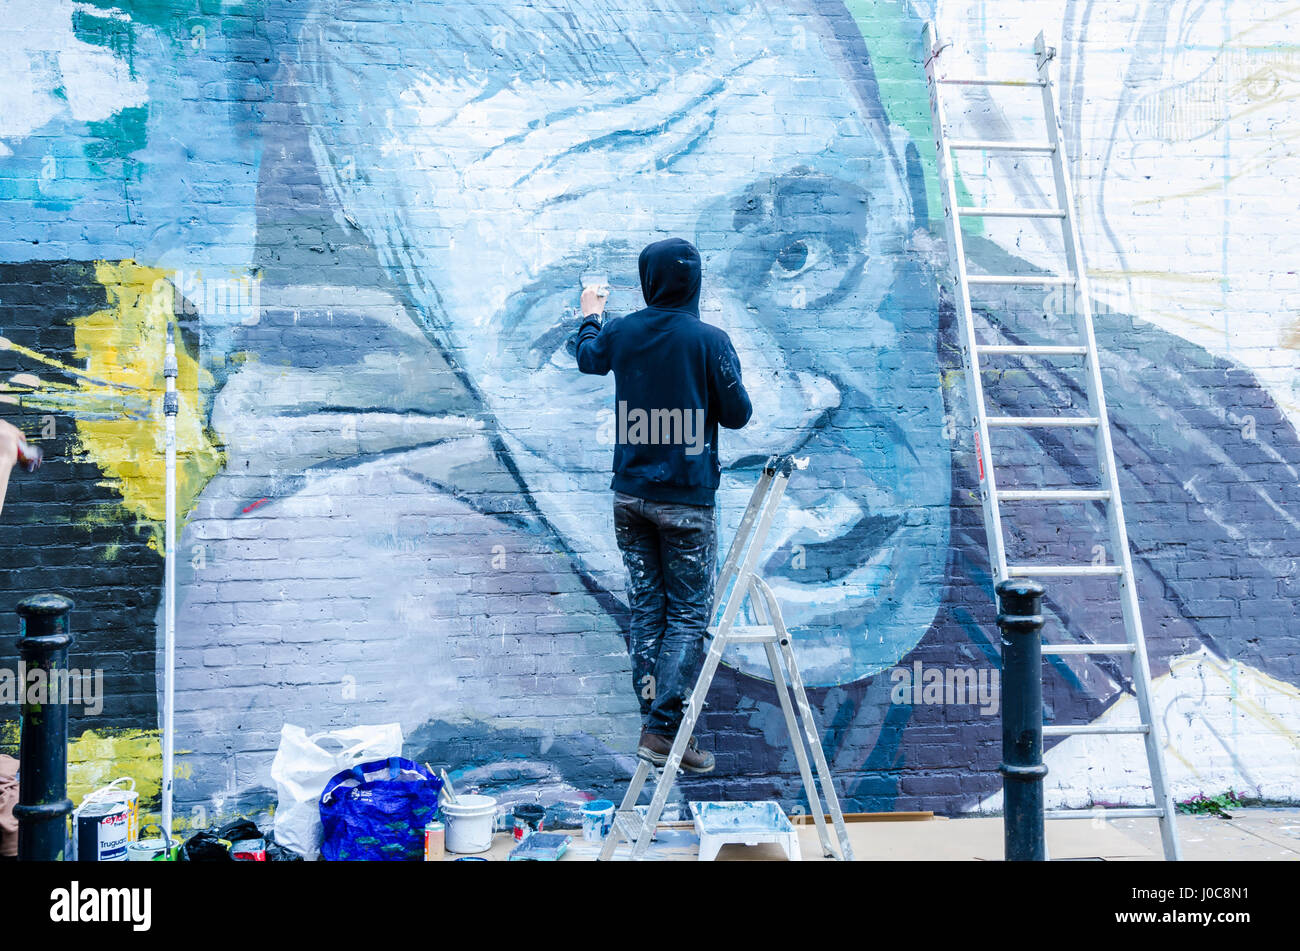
xmin=967 ymin=274 xmax=1076 ymax=286
xmin=1006 ymin=564 xmax=1124 ymax=577
xmin=948 ymin=138 xmax=1056 ymax=153
xmin=996 ymin=489 xmax=1110 ymax=501
xmin=1045 ymin=807 xmax=1165 ymax=820
xmin=1043 ymin=724 xmax=1150 ymax=737
xmin=719 ymin=625 xmax=780 ymax=644
xmin=986 ymin=415 xmax=1099 ymax=428
xmin=957 ymin=206 xmax=1066 ymax=218
xmin=938 ymin=77 xmax=1048 ymax=88
xmin=1041 ymin=643 xmax=1136 ymax=656
xmin=977 ymin=345 xmax=1088 ymax=356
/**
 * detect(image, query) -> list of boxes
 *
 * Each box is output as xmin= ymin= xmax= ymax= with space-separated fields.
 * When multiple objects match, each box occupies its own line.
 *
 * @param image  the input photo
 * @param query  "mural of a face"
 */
xmin=301 ymin=0 xmax=950 ymax=686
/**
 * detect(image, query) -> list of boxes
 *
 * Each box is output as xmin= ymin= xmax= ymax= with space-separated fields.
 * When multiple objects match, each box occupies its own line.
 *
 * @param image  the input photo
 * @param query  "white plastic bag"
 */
xmin=270 ymin=722 xmax=403 ymax=860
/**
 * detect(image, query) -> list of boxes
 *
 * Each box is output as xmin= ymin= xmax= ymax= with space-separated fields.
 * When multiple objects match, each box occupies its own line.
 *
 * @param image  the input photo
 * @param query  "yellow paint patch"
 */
xmin=1 ymin=723 xmax=169 ymax=810
xmin=72 ymin=261 xmax=224 ymax=548
xmin=67 ymin=728 xmax=164 ymax=807
xmin=68 ymin=729 xmax=210 ymax=836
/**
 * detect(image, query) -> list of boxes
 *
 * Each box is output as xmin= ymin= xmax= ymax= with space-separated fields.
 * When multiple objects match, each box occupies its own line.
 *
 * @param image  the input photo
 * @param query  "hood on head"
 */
xmin=638 ymin=237 xmax=701 ymax=313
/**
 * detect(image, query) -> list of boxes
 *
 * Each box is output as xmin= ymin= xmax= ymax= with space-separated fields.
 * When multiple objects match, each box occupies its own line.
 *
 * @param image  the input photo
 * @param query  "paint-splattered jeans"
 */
xmin=613 ymin=492 xmax=717 ymax=737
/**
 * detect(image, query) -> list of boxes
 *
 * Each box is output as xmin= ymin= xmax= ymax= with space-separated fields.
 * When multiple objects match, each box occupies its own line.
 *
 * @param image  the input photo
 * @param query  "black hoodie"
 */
xmin=576 ymin=237 xmax=752 ymax=505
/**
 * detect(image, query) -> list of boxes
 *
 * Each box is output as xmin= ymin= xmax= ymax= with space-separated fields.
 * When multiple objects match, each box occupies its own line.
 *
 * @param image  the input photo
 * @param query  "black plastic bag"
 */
xmin=266 ymin=839 xmax=303 ymax=862
xmin=218 ymin=819 xmax=263 ymax=843
xmin=178 ymin=830 xmax=232 ymax=862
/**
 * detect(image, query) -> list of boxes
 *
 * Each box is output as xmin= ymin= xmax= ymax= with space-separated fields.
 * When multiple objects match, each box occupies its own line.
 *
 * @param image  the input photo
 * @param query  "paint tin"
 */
xmin=424 ymin=821 xmax=445 ymax=861
xmin=512 ymin=803 xmax=545 ymax=842
xmin=75 ymin=801 xmax=130 ymax=862
xmin=580 ymin=800 xmax=615 ymax=842
xmin=80 ymin=778 xmax=139 ymax=843
xmin=231 ymin=838 xmax=267 ymax=861
xmin=127 ymin=838 xmax=168 ymax=862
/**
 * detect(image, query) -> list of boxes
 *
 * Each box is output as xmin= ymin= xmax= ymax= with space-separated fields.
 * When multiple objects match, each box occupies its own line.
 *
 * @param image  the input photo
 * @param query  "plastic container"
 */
xmin=581 ymin=799 xmax=615 ymax=842
xmin=512 ymin=803 xmax=545 ymax=842
xmin=424 ymin=821 xmax=445 ymax=861
xmin=441 ymin=795 xmax=498 ymax=854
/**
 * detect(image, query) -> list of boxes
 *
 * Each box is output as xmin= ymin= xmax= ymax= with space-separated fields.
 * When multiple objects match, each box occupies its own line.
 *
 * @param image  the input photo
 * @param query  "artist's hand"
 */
xmin=0 ymin=419 xmax=22 ymax=516
xmin=0 ymin=420 xmax=22 ymax=467
xmin=580 ymin=285 xmax=608 ymax=318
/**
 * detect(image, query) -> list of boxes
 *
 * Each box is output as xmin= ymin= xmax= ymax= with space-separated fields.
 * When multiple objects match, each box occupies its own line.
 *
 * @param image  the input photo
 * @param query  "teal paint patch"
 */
xmin=72 ymin=8 xmax=138 ymax=69
xmin=84 ymin=106 xmax=148 ymax=175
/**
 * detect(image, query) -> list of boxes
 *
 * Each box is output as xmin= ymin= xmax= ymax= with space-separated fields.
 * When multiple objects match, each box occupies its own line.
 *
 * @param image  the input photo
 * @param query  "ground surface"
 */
xmin=447 ymin=807 xmax=1300 ymax=861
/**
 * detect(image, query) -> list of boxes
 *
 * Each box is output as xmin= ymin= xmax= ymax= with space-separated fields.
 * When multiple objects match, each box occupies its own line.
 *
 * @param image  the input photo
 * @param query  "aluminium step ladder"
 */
xmin=923 ymin=24 xmax=1181 ymax=861
xmin=599 ymin=454 xmax=854 ymax=861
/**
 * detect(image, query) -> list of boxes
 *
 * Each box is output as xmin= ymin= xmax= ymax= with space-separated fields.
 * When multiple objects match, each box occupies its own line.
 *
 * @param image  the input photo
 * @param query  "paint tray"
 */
xmin=688 ymin=801 xmax=802 ymax=861
xmin=507 ymin=832 xmax=572 ymax=861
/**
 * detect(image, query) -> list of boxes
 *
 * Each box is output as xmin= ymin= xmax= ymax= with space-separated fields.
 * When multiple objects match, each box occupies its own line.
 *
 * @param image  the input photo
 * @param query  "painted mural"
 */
xmin=0 ymin=0 xmax=1297 ymax=828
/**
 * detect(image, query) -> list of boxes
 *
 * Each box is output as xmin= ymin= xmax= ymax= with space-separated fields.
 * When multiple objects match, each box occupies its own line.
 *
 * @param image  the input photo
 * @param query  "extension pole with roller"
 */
xmin=161 ymin=324 xmax=178 ymax=841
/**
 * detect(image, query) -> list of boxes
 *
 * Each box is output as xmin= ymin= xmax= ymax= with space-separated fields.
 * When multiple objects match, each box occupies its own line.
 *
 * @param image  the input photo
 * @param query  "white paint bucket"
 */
xmin=441 ymin=794 xmax=498 ymax=854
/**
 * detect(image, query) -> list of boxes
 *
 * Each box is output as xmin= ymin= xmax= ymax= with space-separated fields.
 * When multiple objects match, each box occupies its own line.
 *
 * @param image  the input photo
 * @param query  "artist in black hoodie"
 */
xmin=576 ymin=237 xmax=752 ymax=773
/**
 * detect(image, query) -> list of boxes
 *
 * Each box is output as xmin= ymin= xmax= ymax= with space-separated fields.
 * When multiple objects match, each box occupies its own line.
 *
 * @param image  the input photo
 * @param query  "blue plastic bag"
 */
xmin=319 ymin=757 xmax=442 ymax=861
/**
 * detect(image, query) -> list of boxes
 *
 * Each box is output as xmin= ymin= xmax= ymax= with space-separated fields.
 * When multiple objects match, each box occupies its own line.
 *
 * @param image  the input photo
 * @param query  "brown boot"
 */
xmin=637 ymin=730 xmax=715 ymax=774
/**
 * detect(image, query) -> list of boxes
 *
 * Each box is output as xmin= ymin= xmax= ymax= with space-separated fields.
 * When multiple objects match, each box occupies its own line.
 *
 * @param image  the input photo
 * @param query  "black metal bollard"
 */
xmin=14 ymin=594 xmax=75 ymax=861
xmin=996 ymin=579 xmax=1047 ymax=861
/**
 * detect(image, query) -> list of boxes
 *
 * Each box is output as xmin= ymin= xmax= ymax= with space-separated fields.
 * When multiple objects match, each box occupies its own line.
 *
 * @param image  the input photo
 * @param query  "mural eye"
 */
xmin=771 ymin=236 xmax=832 ymax=282
xmin=776 ymin=240 xmax=809 ymax=275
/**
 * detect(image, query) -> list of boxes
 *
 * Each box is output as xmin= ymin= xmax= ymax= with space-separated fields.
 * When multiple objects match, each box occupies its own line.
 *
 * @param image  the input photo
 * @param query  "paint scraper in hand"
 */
xmin=581 ymin=271 xmax=610 ymax=304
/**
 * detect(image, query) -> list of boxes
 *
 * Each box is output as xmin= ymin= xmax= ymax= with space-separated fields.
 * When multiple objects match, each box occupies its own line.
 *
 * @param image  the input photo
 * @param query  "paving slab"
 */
xmin=1108 ymin=808 xmax=1300 ymax=861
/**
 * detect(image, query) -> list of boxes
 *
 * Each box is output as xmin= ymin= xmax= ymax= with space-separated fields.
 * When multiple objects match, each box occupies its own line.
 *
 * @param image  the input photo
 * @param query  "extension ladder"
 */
xmin=924 ymin=24 xmax=1180 ymax=861
xmin=599 ymin=455 xmax=854 ymax=861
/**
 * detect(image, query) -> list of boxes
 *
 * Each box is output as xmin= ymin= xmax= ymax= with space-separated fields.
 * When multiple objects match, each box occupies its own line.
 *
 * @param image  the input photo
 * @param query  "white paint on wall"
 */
xmin=975 ymin=648 xmax=1300 ymax=811
xmin=0 ymin=1 xmax=148 ymax=158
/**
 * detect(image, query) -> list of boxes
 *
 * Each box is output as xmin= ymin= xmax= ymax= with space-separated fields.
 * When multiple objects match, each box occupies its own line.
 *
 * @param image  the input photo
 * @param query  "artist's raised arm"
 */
xmin=575 ymin=285 xmax=613 ymax=376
